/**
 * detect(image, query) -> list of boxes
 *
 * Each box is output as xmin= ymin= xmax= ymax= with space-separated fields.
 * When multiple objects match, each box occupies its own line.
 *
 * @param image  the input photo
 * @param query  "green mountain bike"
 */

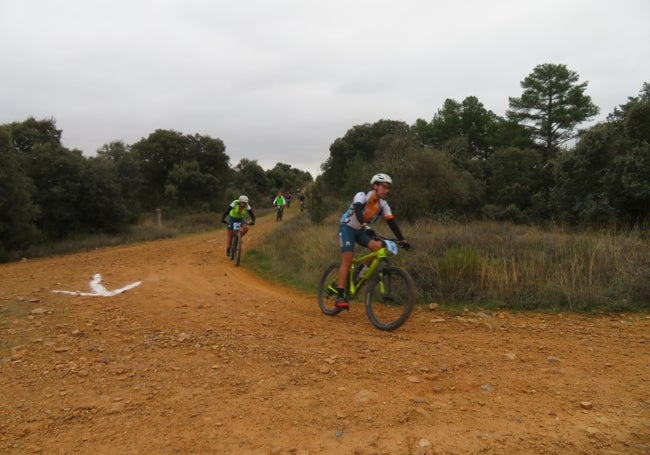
xmin=317 ymin=234 xmax=416 ymax=331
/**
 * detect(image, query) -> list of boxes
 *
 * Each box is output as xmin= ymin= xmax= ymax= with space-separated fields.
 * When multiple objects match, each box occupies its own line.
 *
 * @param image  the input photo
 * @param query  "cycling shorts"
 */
xmin=227 ymin=216 xmax=248 ymax=231
xmin=338 ymin=223 xmax=371 ymax=253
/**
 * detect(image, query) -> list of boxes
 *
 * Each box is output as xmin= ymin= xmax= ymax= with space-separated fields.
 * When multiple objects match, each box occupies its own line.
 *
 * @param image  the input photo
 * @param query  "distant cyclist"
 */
xmin=221 ymin=195 xmax=256 ymax=256
xmin=272 ymin=191 xmax=286 ymax=221
xmin=334 ymin=173 xmax=409 ymax=309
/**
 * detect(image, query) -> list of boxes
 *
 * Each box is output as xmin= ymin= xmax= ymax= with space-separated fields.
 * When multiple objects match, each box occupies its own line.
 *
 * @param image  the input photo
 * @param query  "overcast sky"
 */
xmin=1 ymin=0 xmax=649 ymax=177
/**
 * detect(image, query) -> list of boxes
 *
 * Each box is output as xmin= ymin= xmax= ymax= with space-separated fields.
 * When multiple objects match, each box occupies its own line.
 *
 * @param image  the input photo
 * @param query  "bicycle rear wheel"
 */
xmin=233 ymin=231 xmax=242 ymax=266
xmin=317 ymin=264 xmax=343 ymax=316
xmin=366 ymin=266 xmax=416 ymax=331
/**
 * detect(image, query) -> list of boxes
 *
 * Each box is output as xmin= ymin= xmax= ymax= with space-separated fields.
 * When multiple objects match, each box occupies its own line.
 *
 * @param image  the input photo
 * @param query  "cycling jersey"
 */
xmin=229 ymin=200 xmax=251 ymax=218
xmin=340 ymin=191 xmax=394 ymax=229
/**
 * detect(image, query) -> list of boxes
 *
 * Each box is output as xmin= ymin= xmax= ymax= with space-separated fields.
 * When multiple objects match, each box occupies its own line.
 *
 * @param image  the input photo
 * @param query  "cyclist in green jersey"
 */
xmin=220 ymin=195 xmax=256 ymax=256
xmin=272 ymin=191 xmax=286 ymax=221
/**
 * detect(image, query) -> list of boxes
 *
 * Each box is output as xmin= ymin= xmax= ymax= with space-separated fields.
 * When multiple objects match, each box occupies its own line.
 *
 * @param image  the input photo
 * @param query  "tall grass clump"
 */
xmin=247 ymin=213 xmax=342 ymax=293
xmin=252 ymin=215 xmax=650 ymax=313
xmin=405 ymin=221 xmax=649 ymax=312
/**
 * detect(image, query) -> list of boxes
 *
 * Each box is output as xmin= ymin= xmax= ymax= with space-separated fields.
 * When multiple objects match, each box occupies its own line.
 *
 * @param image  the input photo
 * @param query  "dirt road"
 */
xmin=1 ymin=208 xmax=649 ymax=454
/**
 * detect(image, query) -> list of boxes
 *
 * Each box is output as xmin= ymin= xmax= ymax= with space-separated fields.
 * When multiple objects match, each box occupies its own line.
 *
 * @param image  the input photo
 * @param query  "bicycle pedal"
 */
xmin=335 ymin=300 xmax=350 ymax=310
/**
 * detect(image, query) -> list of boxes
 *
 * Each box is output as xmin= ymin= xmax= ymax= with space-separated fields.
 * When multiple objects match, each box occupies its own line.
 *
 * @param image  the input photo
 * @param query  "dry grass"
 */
xmin=250 ymin=214 xmax=650 ymax=313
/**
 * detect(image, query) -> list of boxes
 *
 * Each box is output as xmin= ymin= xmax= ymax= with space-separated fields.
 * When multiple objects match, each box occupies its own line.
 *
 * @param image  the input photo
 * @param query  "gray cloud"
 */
xmin=1 ymin=0 xmax=649 ymax=177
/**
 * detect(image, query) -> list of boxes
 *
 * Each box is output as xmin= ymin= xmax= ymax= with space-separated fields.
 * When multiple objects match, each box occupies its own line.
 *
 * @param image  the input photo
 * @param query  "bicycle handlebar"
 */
xmin=222 ymin=220 xmax=255 ymax=226
xmin=365 ymin=229 xmax=411 ymax=251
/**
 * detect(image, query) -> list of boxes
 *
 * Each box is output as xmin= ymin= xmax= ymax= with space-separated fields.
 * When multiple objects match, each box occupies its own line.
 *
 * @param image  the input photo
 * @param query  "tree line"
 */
xmin=0 ymin=123 xmax=312 ymax=258
xmin=313 ymin=64 xmax=650 ymax=228
xmin=2 ymin=63 xmax=649 ymax=259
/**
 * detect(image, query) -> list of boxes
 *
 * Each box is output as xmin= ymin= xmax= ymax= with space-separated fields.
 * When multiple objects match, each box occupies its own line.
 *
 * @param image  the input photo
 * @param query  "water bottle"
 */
xmin=355 ymin=265 xmax=369 ymax=284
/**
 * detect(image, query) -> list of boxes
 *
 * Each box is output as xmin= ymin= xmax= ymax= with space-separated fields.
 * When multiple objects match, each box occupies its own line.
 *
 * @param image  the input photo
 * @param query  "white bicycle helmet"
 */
xmin=238 ymin=195 xmax=249 ymax=203
xmin=370 ymin=173 xmax=392 ymax=185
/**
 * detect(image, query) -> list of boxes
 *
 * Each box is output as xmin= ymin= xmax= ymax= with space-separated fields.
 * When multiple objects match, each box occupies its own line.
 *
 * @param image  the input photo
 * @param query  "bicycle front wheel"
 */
xmin=233 ymin=232 xmax=242 ymax=266
xmin=366 ymin=266 xmax=416 ymax=331
xmin=228 ymin=232 xmax=237 ymax=260
xmin=317 ymin=264 xmax=343 ymax=316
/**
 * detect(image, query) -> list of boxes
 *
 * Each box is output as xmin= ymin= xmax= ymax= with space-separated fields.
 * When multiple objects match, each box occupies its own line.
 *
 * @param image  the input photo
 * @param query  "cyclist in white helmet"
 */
xmin=334 ymin=173 xmax=409 ymax=309
xmin=220 ymin=195 xmax=256 ymax=256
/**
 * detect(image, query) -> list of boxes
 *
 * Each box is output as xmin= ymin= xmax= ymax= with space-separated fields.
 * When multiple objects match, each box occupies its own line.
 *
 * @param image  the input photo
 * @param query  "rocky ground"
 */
xmin=1 ymin=209 xmax=649 ymax=454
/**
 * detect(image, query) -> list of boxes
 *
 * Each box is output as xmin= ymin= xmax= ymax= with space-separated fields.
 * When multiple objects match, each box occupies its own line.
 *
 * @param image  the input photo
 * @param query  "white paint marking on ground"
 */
xmin=52 ymin=273 xmax=141 ymax=297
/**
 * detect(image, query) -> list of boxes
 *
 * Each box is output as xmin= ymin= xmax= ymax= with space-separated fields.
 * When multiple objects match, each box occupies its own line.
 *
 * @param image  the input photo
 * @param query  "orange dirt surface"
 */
xmin=1 ymin=208 xmax=649 ymax=455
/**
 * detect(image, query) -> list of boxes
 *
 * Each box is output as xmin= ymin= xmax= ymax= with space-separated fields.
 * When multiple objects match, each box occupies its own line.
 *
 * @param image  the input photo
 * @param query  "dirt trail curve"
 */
xmin=1 ymin=207 xmax=649 ymax=455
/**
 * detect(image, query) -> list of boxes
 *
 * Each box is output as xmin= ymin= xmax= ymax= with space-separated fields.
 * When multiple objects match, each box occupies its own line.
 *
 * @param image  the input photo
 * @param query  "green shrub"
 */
xmin=436 ymin=245 xmax=481 ymax=301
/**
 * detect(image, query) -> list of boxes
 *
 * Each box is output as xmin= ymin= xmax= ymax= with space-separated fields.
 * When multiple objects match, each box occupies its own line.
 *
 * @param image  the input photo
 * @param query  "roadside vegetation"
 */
xmin=248 ymin=212 xmax=650 ymax=314
xmin=9 ymin=211 xmax=220 ymax=260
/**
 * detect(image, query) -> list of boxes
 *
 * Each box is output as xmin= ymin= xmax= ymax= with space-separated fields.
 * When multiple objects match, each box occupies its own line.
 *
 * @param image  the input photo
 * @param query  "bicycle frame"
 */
xmin=346 ymin=243 xmax=392 ymax=299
